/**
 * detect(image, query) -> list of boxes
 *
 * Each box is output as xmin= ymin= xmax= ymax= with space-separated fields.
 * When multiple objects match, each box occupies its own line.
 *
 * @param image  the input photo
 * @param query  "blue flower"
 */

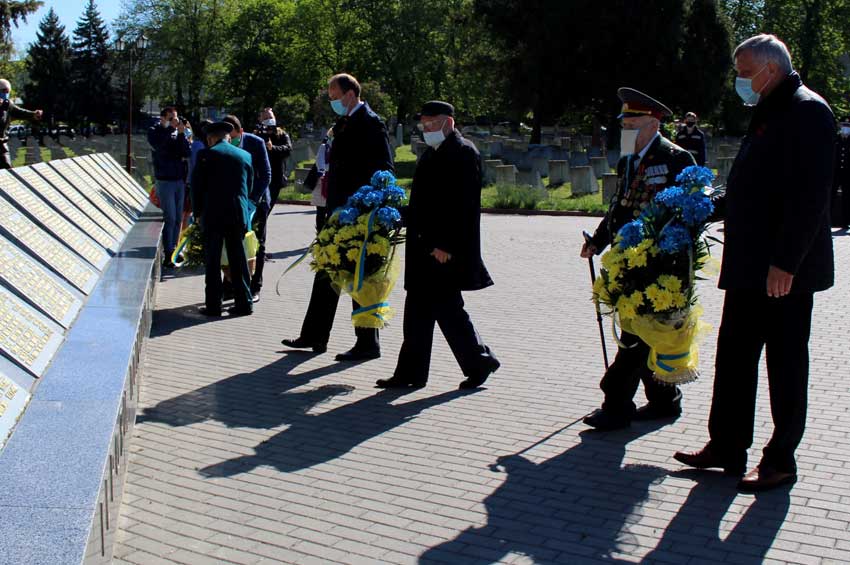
xmin=680 ymin=193 xmax=714 ymax=226
xmin=617 ymin=219 xmax=646 ymax=248
xmin=375 ymin=206 xmax=401 ymax=228
xmin=658 ymin=222 xmax=691 ymax=254
xmin=371 ymin=170 xmax=396 ymax=188
xmin=675 ymin=166 xmax=715 ymax=190
xmin=338 ymin=207 xmax=359 ymax=225
xmin=362 ymin=189 xmax=386 ymax=208
xmin=655 ymin=186 xmax=686 ymax=208
xmin=384 ymin=185 xmax=406 ymax=206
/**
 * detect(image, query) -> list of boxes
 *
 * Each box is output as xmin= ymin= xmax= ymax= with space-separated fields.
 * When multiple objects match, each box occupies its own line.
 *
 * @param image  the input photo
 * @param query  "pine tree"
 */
xmin=70 ymin=0 xmax=112 ymax=130
xmin=0 ymin=0 xmax=42 ymax=58
xmin=23 ymin=8 xmax=71 ymax=124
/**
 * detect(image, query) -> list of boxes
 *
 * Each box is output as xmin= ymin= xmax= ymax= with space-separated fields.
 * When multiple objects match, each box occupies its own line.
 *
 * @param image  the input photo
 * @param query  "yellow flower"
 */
xmin=606 ymin=278 xmax=622 ymax=294
xmin=625 ymin=246 xmax=648 ymax=268
xmin=645 ymin=283 xmax=660 ymax=302
xmin=672 ymin=291 xmax=688 ymax=309
xmin=367 ymin=235 xmax=390 ymax=257
xmin=593 ymin=276 xmax=611 ymax=304
xmin=601 ymin=249 xmax=623 ymax=270
xmin=628 ymin=290 xmax=644 ymax=308
xmin=616 ymin=295 xmax=637 ymax=321
xmin=657 ymin=274 xmax=682 ymax=292
xmin=346 ymin=248 xmax=360 ymax=262
xmin=651 ymin=289 xmax=674 ymax=312
xmin=318 ymin=229 xmax=332 ymax=243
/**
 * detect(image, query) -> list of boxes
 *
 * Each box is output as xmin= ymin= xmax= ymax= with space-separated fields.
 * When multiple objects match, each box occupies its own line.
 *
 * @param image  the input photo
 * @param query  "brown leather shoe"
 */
xmin=737 ymin=465 xmax=797 ymax=492
xmin=673 ymin=446 xmax=745 ymax=476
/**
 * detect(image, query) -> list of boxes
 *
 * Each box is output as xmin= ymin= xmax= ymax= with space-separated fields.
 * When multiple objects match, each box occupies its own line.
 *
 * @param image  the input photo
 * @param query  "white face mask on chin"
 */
xmin=620 ymin=128 xmax=639 ymax=156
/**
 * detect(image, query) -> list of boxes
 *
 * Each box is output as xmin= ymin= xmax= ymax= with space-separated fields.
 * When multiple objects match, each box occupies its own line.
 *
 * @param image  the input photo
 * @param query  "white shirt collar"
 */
xmin=635 ymin=132 xmax=660 ymax=162
xmin=348 ymin=101 xmax=365 ymax=116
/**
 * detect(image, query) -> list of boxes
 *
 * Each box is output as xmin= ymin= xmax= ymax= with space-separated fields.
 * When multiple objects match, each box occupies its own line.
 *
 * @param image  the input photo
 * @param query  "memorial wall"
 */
xmin=0 ymin=153 xmax=148 ymax=450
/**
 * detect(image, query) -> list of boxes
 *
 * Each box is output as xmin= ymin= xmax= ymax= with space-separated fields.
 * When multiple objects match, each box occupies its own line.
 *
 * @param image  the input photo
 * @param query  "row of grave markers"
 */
xmin=0 ymin=154 xmax=149 ymax=449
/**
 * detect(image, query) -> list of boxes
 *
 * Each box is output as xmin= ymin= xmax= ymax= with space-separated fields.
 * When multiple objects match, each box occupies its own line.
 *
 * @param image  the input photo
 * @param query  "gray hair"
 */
xmin=733 ymin=34 xmax=793 ymax=73
xmin=0 ymin=79 xmax=10 ymax=90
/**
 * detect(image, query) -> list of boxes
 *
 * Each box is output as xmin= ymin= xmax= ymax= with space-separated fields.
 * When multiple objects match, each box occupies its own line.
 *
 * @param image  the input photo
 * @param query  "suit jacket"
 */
xmin=590 ymin=135 xmax=695 ymax=251
xmin=715 ymin=72 xmax=834 ymax=293
xmin=191 ymin=141 xmax=255 ymax=231
xmin=404 ymin=130 xmax=493 ymax=292
xmin=237 ymin=132 xmax=272 ymax=207
xmin=325 ymin=102 xmax=394 ymax=213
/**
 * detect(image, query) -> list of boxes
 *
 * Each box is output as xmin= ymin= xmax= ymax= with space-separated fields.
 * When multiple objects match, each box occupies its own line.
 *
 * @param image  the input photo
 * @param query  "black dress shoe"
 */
xmin=335 ymin=347 xmax=381 ymax=362
xmin=199 ymin=306 xmax=221 ymax=317
xmin=281 ymin=337 xmax=327 ymax=353
xmin=633 ymin=402 xmax=682 ymax=421
xmin=227 ymin=305 xmax=253 ymax=317
xmin=673 ymin=446 xmax=745 ymax=476
xmin=458 ymin=356 xmax=501 ymax=390
xmin=375 ymin=376 xmax=426 ymax=389
xmin=251 ymin=292 xmax=261 ymax=303
xmin=737 ymin=465 xmax=797 ymax=492
xmin=583 ymin=408 xmax=630 ymax=431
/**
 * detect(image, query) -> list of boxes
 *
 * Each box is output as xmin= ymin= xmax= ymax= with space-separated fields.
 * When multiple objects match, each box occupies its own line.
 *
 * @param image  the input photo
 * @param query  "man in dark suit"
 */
xmin=375 ymin=101 xmax=499 ymax=390
xmin=282 ymin=73 xmax=394 ymax=361
xmin=674 ymin=112 xmax=707 ymax=166
xmin=581 ymin=88 xmax=696 ymax=431
xmin=191 ymin=121 xmax=255 ymax=317
xmin=675 ymin=35 xmax=835 ymax=492
xmin=222 ymin=115 xmax=271 ymax=302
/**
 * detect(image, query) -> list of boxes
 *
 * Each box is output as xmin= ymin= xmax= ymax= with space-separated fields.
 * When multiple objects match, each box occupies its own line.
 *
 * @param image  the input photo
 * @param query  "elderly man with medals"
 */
xmin=580 ymin=88 xmax=696 ymax=431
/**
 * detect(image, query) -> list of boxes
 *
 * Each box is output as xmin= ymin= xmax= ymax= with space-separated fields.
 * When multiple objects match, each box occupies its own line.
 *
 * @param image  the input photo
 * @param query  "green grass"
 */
xmin=39 ymin=146 xmax=51 ymax=162
xmin=11 ymin=147 xmax=27 ymax=167
xmin=62 ymin=146 xmax=76 ymax=158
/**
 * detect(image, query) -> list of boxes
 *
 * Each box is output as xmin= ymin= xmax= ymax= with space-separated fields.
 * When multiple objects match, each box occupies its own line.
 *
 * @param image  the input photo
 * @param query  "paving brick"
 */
xmin=114 ymin=208 xmax=850 ymax=564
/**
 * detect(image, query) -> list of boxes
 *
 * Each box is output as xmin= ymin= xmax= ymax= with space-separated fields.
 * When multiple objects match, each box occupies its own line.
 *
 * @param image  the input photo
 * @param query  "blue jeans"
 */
xmin=156 ymin=179 xmax=185 ymax=259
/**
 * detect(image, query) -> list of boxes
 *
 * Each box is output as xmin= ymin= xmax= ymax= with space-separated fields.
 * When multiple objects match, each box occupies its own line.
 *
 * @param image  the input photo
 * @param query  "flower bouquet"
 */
xmin=172 ymin=218 xmax=259 ymax=278
xmin=310 ymin=170 xmax=406 ymax=328
xmin=592 ymin=166 xmax=716 ymax=385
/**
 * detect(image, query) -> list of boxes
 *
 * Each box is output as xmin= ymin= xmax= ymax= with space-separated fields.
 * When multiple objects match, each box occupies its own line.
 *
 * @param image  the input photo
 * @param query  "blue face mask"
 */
xmin=330 ymin=98 xmax=347 ymax=116
xmin=184 ymin=129 xmax=192 ymax=138
xmin=0 ymin=92 xmax=9 ymax=101
xmin=735 ymin=65 xmax=768 ymax=106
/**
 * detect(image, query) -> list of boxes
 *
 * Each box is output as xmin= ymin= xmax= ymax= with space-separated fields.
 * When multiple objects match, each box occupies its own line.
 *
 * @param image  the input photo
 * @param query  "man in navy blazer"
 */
xmin=223 ymin=115 xmax=272 ymax=301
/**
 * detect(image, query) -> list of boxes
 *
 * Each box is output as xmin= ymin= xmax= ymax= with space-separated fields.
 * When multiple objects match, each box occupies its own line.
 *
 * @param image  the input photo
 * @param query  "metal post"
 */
xmin=126 ymin=48 xmax=133 ymax=174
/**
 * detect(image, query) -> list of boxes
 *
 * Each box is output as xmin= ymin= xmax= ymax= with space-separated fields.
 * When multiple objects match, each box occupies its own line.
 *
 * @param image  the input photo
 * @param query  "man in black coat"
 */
xmin=282 ymin=73 xmax=394 ymax=360
xmin=581 ymin=88 xmax=696 ymax=431
xmin=674 ymin=112 xmax=707 ymax=166
xmin=254 ymin=108 xmax=293 ymax=211
xmin=675 ymin=35 xmax=835 ymax=492
xmin=376 ymin=101 xmax=500 ymax=390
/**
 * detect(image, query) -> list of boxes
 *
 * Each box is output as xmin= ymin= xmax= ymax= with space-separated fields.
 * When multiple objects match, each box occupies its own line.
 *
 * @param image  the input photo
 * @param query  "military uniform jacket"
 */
xmin=325 ymin=102 xmax=394 ymax=213
xmin=191 ymin=141 xmax=255 ymax=232
xmin=404 ymin=130 xmax=493 ymax=292
xmin=715 ymin=72 xmax=834 ymax=294
xmin=675 ymin=125 xmax=707 ymax=166
xmin=590 ymin=135 xmax=695 ymax=250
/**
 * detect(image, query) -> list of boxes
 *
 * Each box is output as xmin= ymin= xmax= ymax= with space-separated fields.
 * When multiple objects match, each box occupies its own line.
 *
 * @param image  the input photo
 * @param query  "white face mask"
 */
xmin=841 ymin=126 xmax=850 ymax=137
xmin=262 ymin=118 xmax=276 ymax=126
xmin=620 ymin=128 xmax=639 ymax=156
xmin=422 ymin=120 xmax=447 ymax=147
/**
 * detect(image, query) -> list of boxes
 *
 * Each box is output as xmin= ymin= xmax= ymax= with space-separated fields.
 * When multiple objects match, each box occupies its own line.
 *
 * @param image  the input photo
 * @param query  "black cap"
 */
xmin=416 ymin=100 xmax=454 ymax=119
xmin=617 ymin=87 xmax=672 ymax=120
xmin=206 ymin=121 xmax=234 ymax=136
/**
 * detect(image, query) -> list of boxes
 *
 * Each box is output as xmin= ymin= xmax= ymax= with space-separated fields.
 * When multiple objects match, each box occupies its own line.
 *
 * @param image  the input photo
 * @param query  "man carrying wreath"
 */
xmin=580 ymin=88 xmax=695 ymax=431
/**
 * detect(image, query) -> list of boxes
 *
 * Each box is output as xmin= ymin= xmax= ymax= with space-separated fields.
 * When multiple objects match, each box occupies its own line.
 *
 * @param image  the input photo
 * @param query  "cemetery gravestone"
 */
xmin=570 ymin=166 xmax=596 ymax=195
xmin=602 ymin=173 xmax=619 ymax=203
xmin=548 ymin=160 xmax=569 ymax=186
xmin=589 ymin=156 xmax=610 ymax=179
xmin=495 ymin=164 xmax=517 ymax=185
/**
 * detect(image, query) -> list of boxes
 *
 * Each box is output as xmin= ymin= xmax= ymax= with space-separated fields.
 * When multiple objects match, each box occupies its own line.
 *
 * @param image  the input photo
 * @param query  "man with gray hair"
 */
xmin=0 ymin=78 xmax=43 ymax=169
xmin=675 ymin=34 xmax=835 ymax=492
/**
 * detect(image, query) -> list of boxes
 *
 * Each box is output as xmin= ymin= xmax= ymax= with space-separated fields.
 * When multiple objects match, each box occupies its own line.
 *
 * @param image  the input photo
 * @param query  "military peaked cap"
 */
xmin=617 ymin=87 xmax=672 ymax=120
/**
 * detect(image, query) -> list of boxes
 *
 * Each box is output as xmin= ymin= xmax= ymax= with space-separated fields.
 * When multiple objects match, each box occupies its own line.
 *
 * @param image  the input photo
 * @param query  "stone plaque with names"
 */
xmin=48 ymin=161 xmax=133 ymax=232
xmin=0 ymin=196 xmax=98 ymax=294
xmin=77 ymin=156 xmax=146 ymax=214
xmin=70 ymin=158 xmax=141 ymax=218
xmin=12 ymin=168 xmax=119 ymax=252
xmin=0 ymin=235 xmax=83 ymax=328
xmin=30 ymin=163 xmax=126 ymax=241
xmin=93 ymin=153 xmax=150 ymax=205
xmin=0 ymin=371 xmax=30 ymax=450
xmin=0 ymin=173 xmax=109 ymax=270
xmin=0 ymin=286 xmax=65 ymax=376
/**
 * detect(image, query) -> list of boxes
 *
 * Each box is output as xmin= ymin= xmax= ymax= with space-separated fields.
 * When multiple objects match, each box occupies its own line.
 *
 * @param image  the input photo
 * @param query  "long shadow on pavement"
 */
xmin=199 ymin=388 xmax=476 ymax=477
xmin=420 ymin=424 xmax=670 ymax=564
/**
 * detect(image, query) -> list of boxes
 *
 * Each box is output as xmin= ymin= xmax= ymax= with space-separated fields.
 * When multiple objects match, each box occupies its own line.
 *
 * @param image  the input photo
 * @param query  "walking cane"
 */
xmin=583 ymin=231 xmax=610 ymax=370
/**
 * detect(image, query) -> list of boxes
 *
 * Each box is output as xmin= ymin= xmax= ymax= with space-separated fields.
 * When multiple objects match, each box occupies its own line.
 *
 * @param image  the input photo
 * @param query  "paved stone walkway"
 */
xmin=115 ymin=206 xmax=850 ymax=564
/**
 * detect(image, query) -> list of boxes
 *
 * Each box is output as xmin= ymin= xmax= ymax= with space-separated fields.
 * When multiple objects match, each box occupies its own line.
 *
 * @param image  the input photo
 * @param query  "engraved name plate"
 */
xmin=0 ymin=235 xmax=84 ymax=328
xmin=60 ymin=159 xmax=139 ymax=223
xmin=12 ymin=167 xmax=119 ymax=252
xmin=93 ymin=153 xmax=150 ymax=204
xmin=0 ymin=371 xmax=31 ymax=450
xmin=49 ymin=161 xmax=133 ymax=231
xmin=0 ymin=286 xmax=65 ymax=376
xmin=0 ymin=173 xmax=109 ymax=270
xmin=0 ymin=196 xmax=98 ymax=294
xmin=76 ymin=156 xmax=145 ymax=214
xmin=30 ymin=163 xmax=126 ymax=240
xmin=88 ymin=154 xmax=149 ymax=208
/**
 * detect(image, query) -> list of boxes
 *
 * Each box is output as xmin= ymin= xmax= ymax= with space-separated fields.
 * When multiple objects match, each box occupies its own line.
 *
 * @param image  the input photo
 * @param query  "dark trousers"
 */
xmin=250 ymin=203 xmax=269 ymax=293
xmin=600 ymin=330 xmax=681 ymax=416
xmin=269 ymin=182 xmax=283 ymax=212
xmin=299 ymin=271 xmax=378 ymax=349
xmin=392 ymin=289 xmax=495 ymax=382
xmin=204 ymin=224 xmax=252 ymax=312
xmin=708 ymin=290 xmax=813 ymax=473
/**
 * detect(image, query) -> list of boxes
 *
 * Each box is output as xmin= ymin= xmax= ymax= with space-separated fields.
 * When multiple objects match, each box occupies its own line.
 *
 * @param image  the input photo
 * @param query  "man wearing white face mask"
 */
xmin=0 ymin=78 xmax=43 ymax=169
xmin=580 ymin=87 xmax=695 ymax=431
xmin=675 ymin=34 xmax=835 ymax=492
